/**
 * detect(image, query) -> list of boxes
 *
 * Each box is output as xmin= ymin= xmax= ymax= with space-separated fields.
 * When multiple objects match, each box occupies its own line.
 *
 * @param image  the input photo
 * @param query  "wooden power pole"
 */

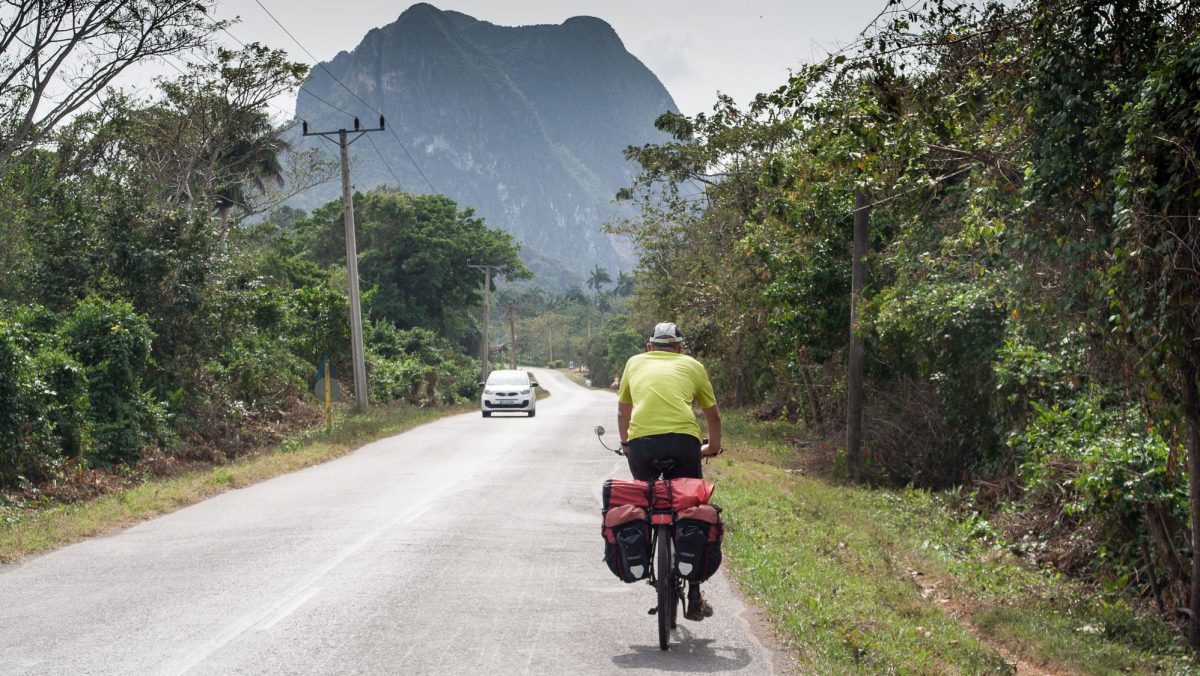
xmin=508 ymin=304 xmax=517 ymax=369
xmin=847 ymin=187 xmax=871 ymax=480
xmin=468 ymin=264 xmax=496 ymax=383
xmin=303 ymin=116 xmax=385 ymax=409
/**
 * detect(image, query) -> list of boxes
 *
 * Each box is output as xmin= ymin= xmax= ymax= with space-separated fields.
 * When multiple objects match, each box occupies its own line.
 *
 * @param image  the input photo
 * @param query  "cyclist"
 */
xmin=616 ymin=321 xmax=722 ymax=621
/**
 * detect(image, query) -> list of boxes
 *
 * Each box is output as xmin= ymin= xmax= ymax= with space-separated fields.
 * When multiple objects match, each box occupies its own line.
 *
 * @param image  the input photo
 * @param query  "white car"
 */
xmin=480 ymin=370 xmax=538 ymax=417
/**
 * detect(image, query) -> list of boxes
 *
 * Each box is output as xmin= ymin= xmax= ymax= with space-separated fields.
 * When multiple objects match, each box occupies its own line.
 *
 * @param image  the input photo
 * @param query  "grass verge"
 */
xmin=0 ymin=402 xmax=474 ymax=564
xmin=559 ymin=368 xmax=594 ymax=389
xmin=710 ymin=411 xmax=1195 ymax=674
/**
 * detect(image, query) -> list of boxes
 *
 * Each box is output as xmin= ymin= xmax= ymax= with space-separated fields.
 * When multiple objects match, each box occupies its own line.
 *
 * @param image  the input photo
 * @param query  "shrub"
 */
xmin=60 ymin=296 xmax=159 ymax=467
xmin=1011 ymin=393 xmax=1186 ymax=582
xmin=868 ymin=279 xmax=1008 ymax=485
xmin=366 ymin=321 xmax=478 ymax=405
xmin=0 ymin=305 xmax=89 ymax=485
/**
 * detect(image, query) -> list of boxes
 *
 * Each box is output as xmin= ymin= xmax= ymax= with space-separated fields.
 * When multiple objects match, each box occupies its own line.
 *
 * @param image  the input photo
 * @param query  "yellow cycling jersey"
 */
xmin=618 ymin=351 xmax=717 ymax=441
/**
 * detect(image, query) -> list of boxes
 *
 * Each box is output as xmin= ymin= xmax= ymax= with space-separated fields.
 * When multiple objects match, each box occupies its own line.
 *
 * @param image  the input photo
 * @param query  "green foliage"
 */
xmin=869 ymin=279 xmax=1008 ymax=480
xmin=366 ymin=321 xmax=478 ymax=405
xmin=603 ymin=328 xmax=643 ymax=382
xmin=1012 ymin=394 xmax=1186 ymax=581
xmin=59 ymin=297 xmax=160 ymax=467
xmin=612 ymin=0 xmax=1200 ymax=634
xmin=300 ymin=188 xmax=528 ymax=342
xmin=0 ymin=306 xmax=89 ymax=484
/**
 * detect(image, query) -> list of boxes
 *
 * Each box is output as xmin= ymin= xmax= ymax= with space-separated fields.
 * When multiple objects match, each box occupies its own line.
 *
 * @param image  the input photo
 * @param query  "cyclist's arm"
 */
xmin=617 ymin=402 xmax=633 ymax=448
xmin=700 ymin=404 xmax=722 ymax=456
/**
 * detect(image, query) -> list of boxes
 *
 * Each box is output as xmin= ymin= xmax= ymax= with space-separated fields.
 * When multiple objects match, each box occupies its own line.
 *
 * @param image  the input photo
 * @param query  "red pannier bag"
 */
xmin=602 ymin=478 xmax=715 ymax=511
xmin=603 ymin=479 xmax=650 ymax=510
xmin=673 ymin=504 xmax=724 ymax=582
xmin=665 ymin=478 xmax=715 ymax=510
xmin=601 ymin=504 xmax=651 ymax=582
xmin=601 ymin=478 xmax=720 ymax=582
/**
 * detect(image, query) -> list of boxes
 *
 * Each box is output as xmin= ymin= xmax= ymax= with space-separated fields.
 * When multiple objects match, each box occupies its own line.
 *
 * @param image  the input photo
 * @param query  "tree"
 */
xmin=137 ymin=45 xmax=313 ymax=249
xmin=0 ymin=0 xmax=219 ymax=177
xmin=613 ymin=271 xmax=635 ymax=297
xmin=303 ymin=188 xmax=529 ymax=341
xmin=586 ymin=265 xmax=612 ymax=295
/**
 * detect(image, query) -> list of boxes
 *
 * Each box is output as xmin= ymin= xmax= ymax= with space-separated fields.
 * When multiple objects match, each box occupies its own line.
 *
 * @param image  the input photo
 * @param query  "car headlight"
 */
xmin=519 ymin=388 xmax=531 ymax=394
xmin=483 ymin=388 xmax=494 ymax=395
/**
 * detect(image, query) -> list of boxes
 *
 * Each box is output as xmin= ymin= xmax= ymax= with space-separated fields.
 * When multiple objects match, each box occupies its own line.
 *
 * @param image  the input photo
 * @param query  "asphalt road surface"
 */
xmin=1 ymin=368 xmax=779 ymax=675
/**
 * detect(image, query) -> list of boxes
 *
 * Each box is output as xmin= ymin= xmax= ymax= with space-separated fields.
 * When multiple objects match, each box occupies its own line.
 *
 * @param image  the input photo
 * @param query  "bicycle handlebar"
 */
xmin=595 ymin=425 xmax=723 ymax=458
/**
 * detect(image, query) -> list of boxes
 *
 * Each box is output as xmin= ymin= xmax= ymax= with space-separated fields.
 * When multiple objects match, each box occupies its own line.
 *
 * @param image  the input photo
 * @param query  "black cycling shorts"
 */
xmin=626 ymin=433 xmax=702 ymax=481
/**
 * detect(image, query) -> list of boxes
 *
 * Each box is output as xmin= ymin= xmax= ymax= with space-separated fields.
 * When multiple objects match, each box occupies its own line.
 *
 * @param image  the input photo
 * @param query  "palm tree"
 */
xmin=614 ymin=271 xmax=635 ymax=297
xmin=215 ymin=109 xmax=288 ymax=252
xmin=586 ymin=265 xmax=612 ymax=295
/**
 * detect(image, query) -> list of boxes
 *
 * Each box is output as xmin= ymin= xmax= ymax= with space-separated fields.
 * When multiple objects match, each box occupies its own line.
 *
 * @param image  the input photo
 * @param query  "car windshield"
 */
xmin=487 ymin=372 xmax=528 ymax=387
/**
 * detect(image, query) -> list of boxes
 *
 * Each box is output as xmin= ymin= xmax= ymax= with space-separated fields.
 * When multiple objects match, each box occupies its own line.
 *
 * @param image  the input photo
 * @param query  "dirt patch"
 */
xmin=786 ymin=436 xmax=839 ymax=476
xmin=904 ymin=566 xmax=1072 ymax=676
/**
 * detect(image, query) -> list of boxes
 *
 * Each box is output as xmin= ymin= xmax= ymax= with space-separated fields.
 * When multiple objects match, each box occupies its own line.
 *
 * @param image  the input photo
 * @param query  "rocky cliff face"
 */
xmin=288 ymin=4 xmax=678 ymax=285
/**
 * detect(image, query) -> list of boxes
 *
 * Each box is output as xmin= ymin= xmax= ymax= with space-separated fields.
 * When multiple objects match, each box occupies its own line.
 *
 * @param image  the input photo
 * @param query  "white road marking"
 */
xmin=257 ymin=586 xmax=322 ymax=631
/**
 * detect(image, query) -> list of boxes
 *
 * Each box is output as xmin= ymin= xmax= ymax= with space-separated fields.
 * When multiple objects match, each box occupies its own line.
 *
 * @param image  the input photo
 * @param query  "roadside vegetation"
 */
xmin=0 ymin=24 xmax=524 ymax=518
xmin=591 ymin=0 xmax=1200 ymax=654
xmin=0 ymin=402 xmax=474 ymax=564
xmin=714 ymin=411 xmax=1195 ymax=673
xmin=7 ymin=0 xmax=1200 ymax=665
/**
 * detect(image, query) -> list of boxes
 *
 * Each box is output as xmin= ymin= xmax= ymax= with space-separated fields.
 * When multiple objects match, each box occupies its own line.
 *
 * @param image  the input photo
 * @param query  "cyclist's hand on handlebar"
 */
xmin=700 ymin=443 xmax=721 ymax=457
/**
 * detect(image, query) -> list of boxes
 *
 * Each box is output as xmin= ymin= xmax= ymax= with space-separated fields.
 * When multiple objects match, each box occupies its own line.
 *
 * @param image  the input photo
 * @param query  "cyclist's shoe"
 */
xmin=684 ymin=595 xmax=714 ymax=621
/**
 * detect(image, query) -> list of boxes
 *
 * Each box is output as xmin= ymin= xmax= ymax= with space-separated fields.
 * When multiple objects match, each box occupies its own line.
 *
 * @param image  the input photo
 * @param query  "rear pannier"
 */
xmin=602 ymin=478 xmax=715 ymax=511
xmin=602 ymin=504 xmax=651 ymax=582
xmin=603 ymin=479 xmax=650 ymax=510
xmin=673 ymin=504 xmax=724 ymax=582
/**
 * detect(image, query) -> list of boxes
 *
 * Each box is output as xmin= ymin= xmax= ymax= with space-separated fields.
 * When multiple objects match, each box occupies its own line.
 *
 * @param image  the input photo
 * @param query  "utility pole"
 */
xmin=303 ymin=116 xmax=385 ymax=409
xmin=847 ymin=187 xmax=871 ymax=481
xmin=508 ymin=304 xmax=517 ymax=369
xmin=468 ymin=263 xmax=497 ymax=383
xmin=548 ymin=326 xmax=554 ymax=365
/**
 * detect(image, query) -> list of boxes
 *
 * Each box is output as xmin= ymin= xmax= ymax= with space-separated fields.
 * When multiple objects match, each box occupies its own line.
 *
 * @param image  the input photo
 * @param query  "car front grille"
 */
xmin=484 ymin=399 xmax=530 ymax=409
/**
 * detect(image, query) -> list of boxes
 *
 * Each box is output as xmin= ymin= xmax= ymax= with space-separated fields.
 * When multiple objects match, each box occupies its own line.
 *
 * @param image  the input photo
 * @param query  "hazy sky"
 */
xmin=206 ymin=0 xmax=888 ymax=118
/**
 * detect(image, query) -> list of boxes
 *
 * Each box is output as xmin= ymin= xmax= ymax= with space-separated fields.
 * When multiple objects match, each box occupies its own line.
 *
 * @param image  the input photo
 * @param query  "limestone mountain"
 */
xmin=287 ymin=4 xmax=678 ymax=285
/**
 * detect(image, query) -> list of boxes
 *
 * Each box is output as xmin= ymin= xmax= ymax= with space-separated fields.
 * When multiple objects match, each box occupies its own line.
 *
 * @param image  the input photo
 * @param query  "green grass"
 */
xmin=711 ymin=410 xmax=1196 ymax=675
xmin=0 ymin=402 xmax=474 ymax=563
xmin=559 ymin=368 xmax=596 ymax=389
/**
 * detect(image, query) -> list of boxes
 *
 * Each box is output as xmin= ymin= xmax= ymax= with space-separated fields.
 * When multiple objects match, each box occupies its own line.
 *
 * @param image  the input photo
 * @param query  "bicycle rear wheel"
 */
xmin=656 ymin=523 xmax=673 ymax=650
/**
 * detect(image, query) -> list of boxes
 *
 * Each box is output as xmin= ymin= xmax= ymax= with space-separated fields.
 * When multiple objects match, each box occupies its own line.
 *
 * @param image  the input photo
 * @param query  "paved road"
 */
xmin=0 ymin=368 xmax=778 ymax=675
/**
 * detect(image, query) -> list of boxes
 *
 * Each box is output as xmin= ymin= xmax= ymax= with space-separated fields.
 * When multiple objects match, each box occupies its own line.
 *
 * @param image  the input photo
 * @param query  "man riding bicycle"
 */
xmin=616 ymin=321 xmax=722 ymax=621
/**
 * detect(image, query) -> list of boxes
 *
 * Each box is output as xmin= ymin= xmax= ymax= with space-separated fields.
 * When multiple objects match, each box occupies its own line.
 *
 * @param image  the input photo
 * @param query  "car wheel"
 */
xmin=482 ymin=411 xmax=491 ymax=418
xmin=528 ymin=410 xmax=536 ymax=418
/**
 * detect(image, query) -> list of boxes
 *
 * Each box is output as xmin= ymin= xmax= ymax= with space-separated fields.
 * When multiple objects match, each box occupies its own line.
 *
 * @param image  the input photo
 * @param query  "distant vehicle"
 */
xmin=480 ymin=369 xmax=538 ymax=417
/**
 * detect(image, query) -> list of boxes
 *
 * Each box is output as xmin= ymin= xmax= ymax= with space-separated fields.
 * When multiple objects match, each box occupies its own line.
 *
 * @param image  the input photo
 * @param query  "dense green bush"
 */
xmin=1011 ymin=394 xmax=1186 ymax=582
xmin=366 ymin=321 xmax=478 ymax=405
xmin=0 ymin=300 xmax=158 ymax=482
xmin=603 ymin=328 xmax=643 ymax=383
xmin=0 ymin=307 xmax=89 ymax=484
xmin=867 ymin=280 xmax=1008 ymax=484
xmin=60 ymin=296 xmax=161 ymax=467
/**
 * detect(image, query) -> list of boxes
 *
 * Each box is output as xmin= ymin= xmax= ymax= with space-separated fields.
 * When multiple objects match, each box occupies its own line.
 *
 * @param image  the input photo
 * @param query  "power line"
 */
xmin=222 ymin=20 xmax=407 ymax=195
xmin=253 ymin=0 xmax=380 ymax=117
xmin=365 ymin=132 xmax=405 ymax=189
xmin=389 ymin=126 xmax=437 ymax=194
xmin=218 ymin=25 xmax=349 ymax=120
xmin=251 ymin=0 xmax=439 ymax=194
xmin=299 ymin=87 xmax=354 ymax=118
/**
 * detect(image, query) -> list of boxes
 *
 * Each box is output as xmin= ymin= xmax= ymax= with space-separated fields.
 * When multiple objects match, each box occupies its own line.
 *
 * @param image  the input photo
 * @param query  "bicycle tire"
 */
xmin=656 ymin=523 xmax=672 ymax=650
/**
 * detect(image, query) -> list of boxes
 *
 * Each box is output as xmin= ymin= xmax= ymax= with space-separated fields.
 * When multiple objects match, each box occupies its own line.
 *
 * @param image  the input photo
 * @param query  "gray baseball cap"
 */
xmin=649 ymin=322 xmax=684 ymax=345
